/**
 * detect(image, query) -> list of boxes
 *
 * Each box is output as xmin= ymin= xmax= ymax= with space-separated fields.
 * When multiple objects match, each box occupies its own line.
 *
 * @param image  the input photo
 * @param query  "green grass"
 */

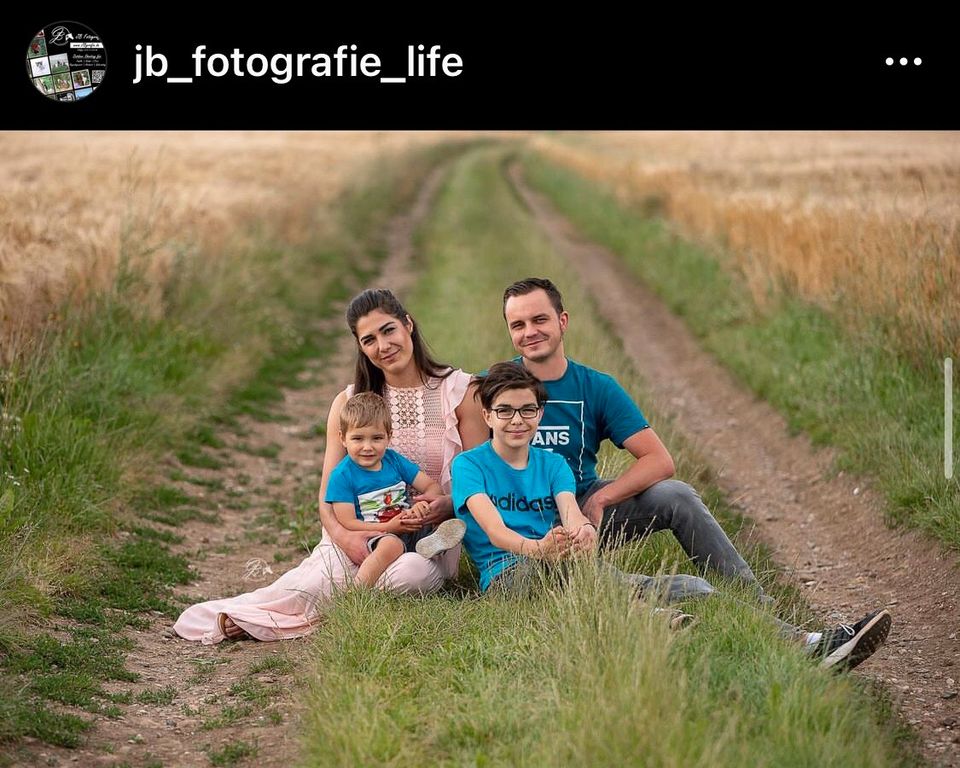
xmin=299 ymin=145 xmax=916 ymax=766
xmin=0 ymin=697 xmax=91 ymax=748
xmin=248 ymin=654 xmax=294 ymax=676
xmin=235 ymin=441 xmax=281 ymax=459
xmin=188 ymin=424 xmax=226 ymax=450
xmin=206 ymin=740 xmax=258 ymax=766
xmin=0 ymin=140 xmax=476 ymax=753
xmin=201 ymin=704 xmax=255 ymax=731
xmin=0 ymin=627 xmax=138 ymax=745
xmin=130 ymin=525 xmax=185 ymax=545
xmin=228 ymin=678 xmax=273 ymax=704
xmin=304 ymin=567 xmax=906 ymax=766
xmin=187 ymin=657 xmax=228 ymax=685
xmin=136 ymin=685 xmax=177 ymax=705
xmin=520 ymin=151 xmax=960 ymax=551
xmin=175 ymin=447 xmax=228 ymax=470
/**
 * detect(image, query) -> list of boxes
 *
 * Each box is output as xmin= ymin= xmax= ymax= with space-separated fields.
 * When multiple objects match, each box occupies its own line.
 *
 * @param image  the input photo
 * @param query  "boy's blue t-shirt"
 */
xmin=452 ymin=441 xmax=577 ymax=591
xmin=325 ymin=448 xmax=420 ymax=522
xmin=513 ymin=357 xmax=649 ymax=496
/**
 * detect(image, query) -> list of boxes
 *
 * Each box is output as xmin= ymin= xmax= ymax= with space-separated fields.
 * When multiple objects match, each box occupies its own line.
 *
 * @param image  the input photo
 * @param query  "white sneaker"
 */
xmin=415 ymin=519 xmax=466 ymax=560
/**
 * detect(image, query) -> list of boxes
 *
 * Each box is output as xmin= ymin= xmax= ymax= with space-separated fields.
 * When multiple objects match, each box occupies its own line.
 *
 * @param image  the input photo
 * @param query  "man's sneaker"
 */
xmin=812 ymin=609 xmax=892 ymax=671
xmin=415 ymin=519 xmax=466 ymax=560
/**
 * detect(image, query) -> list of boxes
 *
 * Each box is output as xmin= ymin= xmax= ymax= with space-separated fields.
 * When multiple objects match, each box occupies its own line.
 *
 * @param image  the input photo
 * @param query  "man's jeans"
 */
xmin=581 ymin=478 xmax=759 ymax=597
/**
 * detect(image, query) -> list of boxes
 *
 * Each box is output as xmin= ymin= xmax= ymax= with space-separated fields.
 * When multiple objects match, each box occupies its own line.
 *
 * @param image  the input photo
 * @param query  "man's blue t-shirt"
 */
xmin=514 ymin=357 xmax=649 ymax=496
xmin=452 ymin=441 xmax=577 ymax=591
xmin=325 ymin=448 xmax=420 ymax=522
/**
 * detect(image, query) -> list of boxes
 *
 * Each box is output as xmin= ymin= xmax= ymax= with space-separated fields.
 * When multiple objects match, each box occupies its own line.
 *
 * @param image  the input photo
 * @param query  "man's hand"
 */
xmin=580 ymin=492 xmax=608 ymax=527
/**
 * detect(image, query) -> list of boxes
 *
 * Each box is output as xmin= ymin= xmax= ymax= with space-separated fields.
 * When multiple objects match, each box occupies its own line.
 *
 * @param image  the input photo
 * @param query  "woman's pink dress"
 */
xmin=172 ymin=371 xmax=470 ymax=644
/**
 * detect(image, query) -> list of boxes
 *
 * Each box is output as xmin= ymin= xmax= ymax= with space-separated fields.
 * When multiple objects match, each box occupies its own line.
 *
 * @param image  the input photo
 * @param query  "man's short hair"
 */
xmin=502 ymin=277 xmax=565 ymax=317
xmin=472 ymin=362 xmax=548 ymax=411
xmin=339 ymin=391 xmax=392 ymax=435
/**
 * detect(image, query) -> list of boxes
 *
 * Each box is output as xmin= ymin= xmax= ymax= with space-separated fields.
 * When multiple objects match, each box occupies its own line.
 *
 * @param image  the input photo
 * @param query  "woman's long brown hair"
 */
xmin=345 ymin=288 xmax=453 ymax=395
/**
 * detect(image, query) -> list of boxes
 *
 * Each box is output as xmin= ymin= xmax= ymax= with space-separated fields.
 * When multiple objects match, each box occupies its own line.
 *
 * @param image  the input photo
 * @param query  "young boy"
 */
xmin=325 ymin=392 xmax=466 ymax=588
xmin=451 ymin=362 xmax=598 ymax=592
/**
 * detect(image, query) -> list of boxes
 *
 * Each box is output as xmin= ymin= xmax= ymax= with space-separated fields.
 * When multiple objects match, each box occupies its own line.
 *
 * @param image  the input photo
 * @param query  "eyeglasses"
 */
xmin=489 ymin=405 xmax=542 ymax=420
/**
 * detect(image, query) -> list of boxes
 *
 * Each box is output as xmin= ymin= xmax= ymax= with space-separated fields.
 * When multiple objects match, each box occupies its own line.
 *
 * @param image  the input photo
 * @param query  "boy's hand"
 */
xmin=570 ymin=522 xmax=598 ymax=553
xmin=386 ymin=510 xmax=424 ymax=533
xmin=412 ymin=493 xmax=454 ymax=526
xmin=533 ymin=526 xmax=572 ymax=561
xmin=409 ymin=501 xmax=431 ymax=520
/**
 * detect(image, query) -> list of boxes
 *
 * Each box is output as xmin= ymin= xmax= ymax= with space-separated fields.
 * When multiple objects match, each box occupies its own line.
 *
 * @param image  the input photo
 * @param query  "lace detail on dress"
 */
xmin=384 ymin=382 xmax=445 ymax=483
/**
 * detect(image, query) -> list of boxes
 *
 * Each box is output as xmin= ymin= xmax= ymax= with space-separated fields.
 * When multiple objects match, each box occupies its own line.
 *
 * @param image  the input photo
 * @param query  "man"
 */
xmin=501 ymin=277 xmax=892 ymax=670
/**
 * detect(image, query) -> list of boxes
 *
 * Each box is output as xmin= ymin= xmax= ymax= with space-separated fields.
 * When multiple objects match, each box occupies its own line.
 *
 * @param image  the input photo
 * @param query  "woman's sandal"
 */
xmin=217 ymin=613 xmax=252 ymax=640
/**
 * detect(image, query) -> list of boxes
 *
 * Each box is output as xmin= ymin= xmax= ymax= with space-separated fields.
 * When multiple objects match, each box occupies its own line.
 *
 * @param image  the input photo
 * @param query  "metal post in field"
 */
xmin=947 ymin=357 xmax=954 ymax=480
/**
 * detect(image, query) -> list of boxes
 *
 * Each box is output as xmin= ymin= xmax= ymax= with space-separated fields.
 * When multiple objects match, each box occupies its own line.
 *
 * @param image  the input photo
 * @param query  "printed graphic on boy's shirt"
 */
xmin=357 ymin=482 xmax=409 ymax=523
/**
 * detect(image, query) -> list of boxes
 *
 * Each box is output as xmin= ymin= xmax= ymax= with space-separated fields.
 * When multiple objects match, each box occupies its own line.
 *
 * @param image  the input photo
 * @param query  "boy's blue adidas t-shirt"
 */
xmin=513 ymin=357 xmax=649 ymax=496
xmin=452 ymin=441 xmax=576 ymax=591
xmin=325 ymin=448 xmax=420 ymax=522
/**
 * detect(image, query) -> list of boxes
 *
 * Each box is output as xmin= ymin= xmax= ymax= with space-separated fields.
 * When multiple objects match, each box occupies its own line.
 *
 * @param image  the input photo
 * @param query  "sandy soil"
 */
xmin=509 ymin=161 xmax=960 ymax=766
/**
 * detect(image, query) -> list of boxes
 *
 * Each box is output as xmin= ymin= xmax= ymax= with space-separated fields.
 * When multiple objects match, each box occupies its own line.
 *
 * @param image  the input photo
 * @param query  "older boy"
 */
xmin=452 ymin=362 xmax=596 ymax=592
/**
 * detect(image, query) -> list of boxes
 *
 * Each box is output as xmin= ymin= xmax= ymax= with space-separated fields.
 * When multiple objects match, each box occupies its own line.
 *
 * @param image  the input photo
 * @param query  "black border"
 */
xmin=3 ymin=13 xmax=957 ymax=129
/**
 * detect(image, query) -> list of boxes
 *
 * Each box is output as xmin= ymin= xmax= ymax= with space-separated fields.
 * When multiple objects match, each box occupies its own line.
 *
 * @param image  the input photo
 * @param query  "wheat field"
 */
xmin=532 ymin=132 xmax=960 ymax=359
xmin=0 ymin=132 xmax=460 ymax=360
xmin=5 ymin=132 xmax=957 ymax=362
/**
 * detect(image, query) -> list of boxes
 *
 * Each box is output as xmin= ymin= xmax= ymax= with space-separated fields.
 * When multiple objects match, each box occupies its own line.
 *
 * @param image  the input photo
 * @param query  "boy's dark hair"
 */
xmin=339 ymin=391 xmax=392 ymax=436
xmin=502 ymin=277 xmax=565 ymax=317
xmin=472 ymin=362 xmax=548 ymax=410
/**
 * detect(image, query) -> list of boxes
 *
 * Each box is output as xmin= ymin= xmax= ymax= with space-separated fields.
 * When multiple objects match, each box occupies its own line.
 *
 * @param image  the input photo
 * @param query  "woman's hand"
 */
xmin=412 ymin=492 xmax=454 ymax=526
xmin=340 ymin=529 xmax=377 ymax=565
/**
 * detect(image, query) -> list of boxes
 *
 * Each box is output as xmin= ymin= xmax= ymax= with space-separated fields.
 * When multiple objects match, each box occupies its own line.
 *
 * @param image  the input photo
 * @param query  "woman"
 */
xmin=172 ymin=289 xmax=488 ymax=643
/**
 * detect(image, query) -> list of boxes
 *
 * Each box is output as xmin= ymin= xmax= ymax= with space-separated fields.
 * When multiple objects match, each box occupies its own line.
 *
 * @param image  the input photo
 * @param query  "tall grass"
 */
xmin=299 ymin=146 xmax=912 ymax=766
xmin=520 ymin=151 xmax=960 ymax=551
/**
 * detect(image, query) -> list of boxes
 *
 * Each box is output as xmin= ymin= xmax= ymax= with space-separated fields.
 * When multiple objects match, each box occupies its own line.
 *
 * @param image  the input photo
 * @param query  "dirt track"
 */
xmin=11 ymin=165 xmax=445 ymax=768
xmin=508 ymin=161 xmax=960 ymax=766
